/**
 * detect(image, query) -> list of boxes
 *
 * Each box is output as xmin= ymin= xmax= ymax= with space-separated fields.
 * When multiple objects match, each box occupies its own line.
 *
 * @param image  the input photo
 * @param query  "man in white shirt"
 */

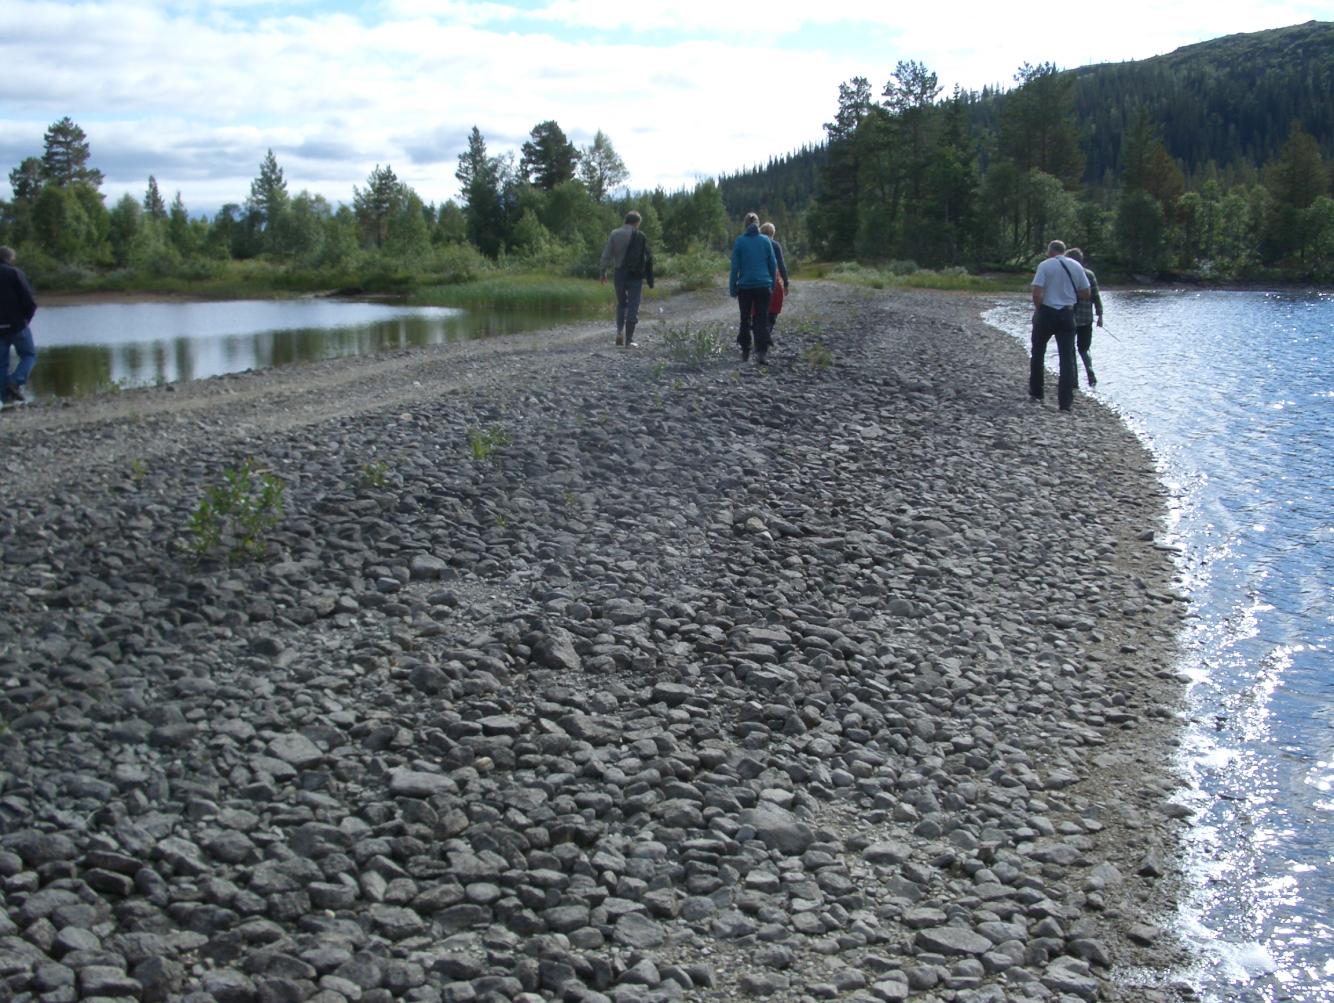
xmin=1029 ymin=239 xmax=1090 ymax=412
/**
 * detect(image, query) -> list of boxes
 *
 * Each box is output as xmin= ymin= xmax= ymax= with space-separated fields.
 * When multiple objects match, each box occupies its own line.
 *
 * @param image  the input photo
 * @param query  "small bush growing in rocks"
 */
xmin=185 ymin=458 xmax=285 ymax=560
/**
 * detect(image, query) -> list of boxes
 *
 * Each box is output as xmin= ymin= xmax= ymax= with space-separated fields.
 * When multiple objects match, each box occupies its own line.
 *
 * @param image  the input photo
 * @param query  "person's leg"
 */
xmin=0 ymin=331 xmax=15 ymax=404
xmin=1029 ymin=312 xmax=1053 ymax=400
xmin=623 ymin=280 xmax=643 ymax=344
xmin=1055 ymin=320 xmax=1078 ymax=411
xmin=1076 ymin=325 xmax=1095 ymax=386
xmin=11 ymin=327 xmax=35 ymax=389
xmin=751 ymin=289 xmax=773 ymax=361
xmin=737 ymin=289 xmax=757 ymax=358
xmin=613 ymin=273 xmax=629 ymax=344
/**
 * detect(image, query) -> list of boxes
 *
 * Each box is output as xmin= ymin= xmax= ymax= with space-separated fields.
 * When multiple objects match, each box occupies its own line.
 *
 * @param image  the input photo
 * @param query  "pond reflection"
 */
xmin=25 ymin=299 xmax=588 ymax=399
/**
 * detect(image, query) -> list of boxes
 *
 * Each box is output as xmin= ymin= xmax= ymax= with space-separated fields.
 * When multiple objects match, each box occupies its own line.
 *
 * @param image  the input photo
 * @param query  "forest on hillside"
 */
xmin=2 ymin=20 xmax=1331 ymax=290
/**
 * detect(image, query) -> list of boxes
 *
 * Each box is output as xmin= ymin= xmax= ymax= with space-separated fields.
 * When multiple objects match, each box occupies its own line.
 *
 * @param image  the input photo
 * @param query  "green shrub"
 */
xmin=659 ymin=322 xmax=727 ymax=367
xmin=186 ymin=458 xmax=285 ymax=560
xmin=467 ymin=425 xmax=511 ymax=462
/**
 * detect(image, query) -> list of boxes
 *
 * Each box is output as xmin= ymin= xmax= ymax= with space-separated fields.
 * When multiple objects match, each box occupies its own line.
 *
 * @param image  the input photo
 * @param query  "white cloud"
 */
xmin=1 ymin=0 xmax=1325 ymax=214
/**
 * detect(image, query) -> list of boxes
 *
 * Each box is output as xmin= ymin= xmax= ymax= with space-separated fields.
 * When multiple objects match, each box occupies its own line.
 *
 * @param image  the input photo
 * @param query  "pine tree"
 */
xmin=41 ymin=117 xmax=104 ymax=189
xmin=520 ymin=121 xmax=579 ymax=191
xmin=247 ymin=149 xmax=289 ymax=230
xmin=353 ymin=164 xmax=402 ymax=248
xmin=144 ymin=176 xmax=168 ymax=220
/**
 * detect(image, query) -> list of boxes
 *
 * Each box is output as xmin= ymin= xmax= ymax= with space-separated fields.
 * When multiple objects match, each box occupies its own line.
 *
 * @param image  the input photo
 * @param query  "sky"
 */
xmin=1 ymin=0 xmax=1327 ymax=216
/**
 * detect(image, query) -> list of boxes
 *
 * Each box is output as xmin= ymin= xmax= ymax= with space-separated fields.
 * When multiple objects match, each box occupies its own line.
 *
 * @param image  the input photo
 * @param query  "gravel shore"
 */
xmin=0 ymin=282 xmax=1194 ymax=1002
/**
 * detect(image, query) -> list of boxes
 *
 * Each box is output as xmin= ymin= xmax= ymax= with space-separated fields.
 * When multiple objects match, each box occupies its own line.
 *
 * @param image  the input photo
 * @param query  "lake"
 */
xmin=15 ymin=298 xmax=587 ymax=399
xmin=985 ymin=289 xmax=1333 ymax=1003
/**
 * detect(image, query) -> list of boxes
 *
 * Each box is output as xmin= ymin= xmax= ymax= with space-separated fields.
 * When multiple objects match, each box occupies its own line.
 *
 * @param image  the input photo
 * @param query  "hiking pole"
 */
xmin=1098 ymin=324 xmax=1123 ymax=342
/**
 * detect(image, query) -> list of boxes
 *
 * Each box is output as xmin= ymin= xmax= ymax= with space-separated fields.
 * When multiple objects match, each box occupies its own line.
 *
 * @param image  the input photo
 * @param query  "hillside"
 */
xmin=719 ymin=20 xmax=1334 ymax=213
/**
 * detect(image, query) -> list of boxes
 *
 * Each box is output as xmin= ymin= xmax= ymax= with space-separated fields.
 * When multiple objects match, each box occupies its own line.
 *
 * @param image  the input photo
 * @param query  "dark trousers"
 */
xmin=613 ymin=271 xmax=644 ymax=339
xmin=1076 ymin=324 xmax=1095 ymax=383
xmin=737 ymin=287 xmax=772 ymax=351
xmin=1030 ymin=305 xmax=1077 ymax=410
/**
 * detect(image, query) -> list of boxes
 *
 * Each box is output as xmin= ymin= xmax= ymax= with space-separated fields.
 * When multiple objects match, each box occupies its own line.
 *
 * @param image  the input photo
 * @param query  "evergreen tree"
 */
xmin=41 ymin=117 xmax=104 ymax=189
xmin=9 ymin=158 xmax=44 ymax=202
xmin=353 ymin=164 xmax=402 ymax=248
xmin=999 ymin=63 xmax=1083 ymax=185
xmin=455 ymin=126 xmax=506 ymax=257
xmin=520 ymin=121 xmax=579 ymax=191
xmin=144 ymin=176 xmax=167 ymax=220
xmin=577 ymin=131 xmax=629 ymax=203
xmin=809 ymin=77 xmax=874 ymax=259
xmin=247 ymin=149 xmax=289 ymax=232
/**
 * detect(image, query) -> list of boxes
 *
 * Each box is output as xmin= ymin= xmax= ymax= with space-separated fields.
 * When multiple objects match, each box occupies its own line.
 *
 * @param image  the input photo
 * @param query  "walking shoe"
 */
xmin=6 ymin=381 xmax=24 ymax=403
xmin=755 ymin=349 xmax=768 ymax=366
xmin=625 ymin=341 xmax=639 ymax=348
xmin=741 ymin=346 xmax=750 ymax=361
xmin=1087 ymin=372 xmax=1097 ymax=388
xmin=615 ymin=337 xmax=625 ymax=347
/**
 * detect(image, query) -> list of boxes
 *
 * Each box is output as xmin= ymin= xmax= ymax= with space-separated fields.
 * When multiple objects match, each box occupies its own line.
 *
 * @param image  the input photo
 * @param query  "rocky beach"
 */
xmin=0 ymin=282 xmax=1195 ymax=1003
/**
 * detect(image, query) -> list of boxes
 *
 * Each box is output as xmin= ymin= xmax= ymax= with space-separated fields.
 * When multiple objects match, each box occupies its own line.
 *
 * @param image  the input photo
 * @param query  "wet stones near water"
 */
xmin=0 ymin=286 xmax=1190 ymax=1001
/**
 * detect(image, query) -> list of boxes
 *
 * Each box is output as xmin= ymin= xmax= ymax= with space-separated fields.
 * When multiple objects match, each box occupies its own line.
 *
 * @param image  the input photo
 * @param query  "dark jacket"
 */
xmin=0 ymin=263 xmax=37 ymax=333
xmin=729 ymin=224 xmax=776 ymax=295
xmin=771 ymin=239 xmax=790 ymax=289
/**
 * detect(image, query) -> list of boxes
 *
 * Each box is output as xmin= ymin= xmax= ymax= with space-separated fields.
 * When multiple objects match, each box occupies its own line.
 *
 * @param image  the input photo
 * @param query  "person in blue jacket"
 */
xmin=728 ymin=212 xmax=777 ymax=364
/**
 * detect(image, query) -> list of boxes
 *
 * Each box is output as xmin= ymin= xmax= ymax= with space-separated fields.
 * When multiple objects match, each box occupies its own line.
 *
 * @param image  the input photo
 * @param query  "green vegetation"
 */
xmin=129 ymin=458 xmax=149 ymax=482
xmin=359 ymin=459 xmax=390 ymax=488
xmin=467 ymin=425 xmax=511 ymax=462
xmin=659 ymin=322 xmax=728 ymax=367
xmin=824 ymin=262 xmax=1019 ymax=292
xmin=186 ymin=459 xmax=285 ymax=561
xmin=802 ymin=342 xmax=834 ymax=370
xmin=4 ymin=25 xmax=1330 ymax=303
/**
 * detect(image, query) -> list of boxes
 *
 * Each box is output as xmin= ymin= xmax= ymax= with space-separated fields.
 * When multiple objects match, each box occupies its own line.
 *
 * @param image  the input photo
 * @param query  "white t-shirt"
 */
xmin=1031 ymin=255 xmax=1089 ymax=309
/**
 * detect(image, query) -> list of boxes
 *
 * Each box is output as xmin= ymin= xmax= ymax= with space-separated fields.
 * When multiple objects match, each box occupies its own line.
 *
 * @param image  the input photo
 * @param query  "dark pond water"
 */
xmin=17 ymin=299 xmax=590 ymax=399
xmin=986 ymin=289 xmax=1333 ymax=1003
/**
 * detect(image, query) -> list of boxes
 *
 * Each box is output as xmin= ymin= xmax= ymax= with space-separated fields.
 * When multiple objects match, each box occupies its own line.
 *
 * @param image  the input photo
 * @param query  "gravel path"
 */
xmin=0 ymin=282 xmax=1195 ymax=1002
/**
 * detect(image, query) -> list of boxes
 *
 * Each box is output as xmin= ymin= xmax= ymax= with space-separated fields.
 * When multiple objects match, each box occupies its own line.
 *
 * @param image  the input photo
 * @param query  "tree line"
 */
xmin=3 ymin=20 xmax=1331 ymax=289
xmin=0 ymin=117 xmax=737 ymax=290
xmin=731 ymin=20 xmax=1333 ymax=280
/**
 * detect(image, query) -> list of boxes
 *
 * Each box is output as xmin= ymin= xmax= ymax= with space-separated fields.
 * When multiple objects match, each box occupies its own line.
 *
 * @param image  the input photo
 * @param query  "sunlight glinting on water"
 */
xmin=984 ymin=290 xmax=1334 ymax=1003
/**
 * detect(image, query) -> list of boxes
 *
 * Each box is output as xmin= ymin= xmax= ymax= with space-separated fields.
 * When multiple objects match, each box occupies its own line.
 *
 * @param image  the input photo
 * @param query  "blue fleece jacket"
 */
xmin=729 ymin=224 xmax=776 ymax=296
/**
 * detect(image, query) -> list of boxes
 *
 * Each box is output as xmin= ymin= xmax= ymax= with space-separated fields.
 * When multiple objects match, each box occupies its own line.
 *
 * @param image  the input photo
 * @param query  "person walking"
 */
xmin=0 ymin=246 xmax=38 ymax=408
xmin=729 ymin=212 xmax=777 ymax=364
xmin=1064 ymin=247 xmax=1103 ymax=388
xmin=599 ymin=210 xmax=653 ymax=347
xmin=1029 ymin=239 xmax=1090 ymax=412
xmin=753 ymin=222 xmax=791 ymax=341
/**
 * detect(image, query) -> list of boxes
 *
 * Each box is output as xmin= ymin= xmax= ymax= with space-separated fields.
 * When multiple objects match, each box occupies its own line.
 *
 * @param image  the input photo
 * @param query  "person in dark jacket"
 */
xmin=728 ymin=212 xmax=777 ymax=364
xmin=599 ymin=211 xmax=654 ymax=347
xmin=0 ymin=246 xmax=38 ymax=407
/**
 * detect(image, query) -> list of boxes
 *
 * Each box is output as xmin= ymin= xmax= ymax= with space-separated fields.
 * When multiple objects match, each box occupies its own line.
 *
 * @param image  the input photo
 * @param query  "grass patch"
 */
xmin=413 ymin=273 xmax=612 ymax=311
xmin=802 ymin=342 xmax=834 ymax=370
xmin=816 ymin=261 xmax=1022 ymax=293
xmin=467 ymin=425 xmax=511 ymax=462
xmin=659 ymin=322 xmax=728 ymax=367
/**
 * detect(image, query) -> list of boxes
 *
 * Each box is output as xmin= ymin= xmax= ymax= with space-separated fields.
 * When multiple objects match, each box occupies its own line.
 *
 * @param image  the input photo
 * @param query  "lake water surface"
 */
xmin=20 ymin=298 xmax=579 ymax=399
xmin=985 ymin=290 xmax=1333 ymax=1003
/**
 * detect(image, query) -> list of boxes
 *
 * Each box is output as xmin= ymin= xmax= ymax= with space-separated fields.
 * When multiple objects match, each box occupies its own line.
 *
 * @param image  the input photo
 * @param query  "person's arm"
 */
xmin=774 ymin=242 xmax=789 ymax=288
xmin=598 ymin=235 xmax=613 ymax=282
xmin=729 ymin=242 xmax=740 ymax=297
xmin=1091 ymin=276 xmax=1103 ymax=324
xmin=645 ymin=243 xmax=654 ymax=289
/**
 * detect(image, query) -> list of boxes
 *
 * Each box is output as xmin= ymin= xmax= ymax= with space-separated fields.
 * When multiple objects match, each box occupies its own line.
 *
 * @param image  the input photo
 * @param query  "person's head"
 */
xmin=1065 ymin=247 xmax=1084 ymax=263
xmin=0 ymin=246 xmax=14 ymax=265
xmin=1046 ymin=239 xmax=1066 ymax=257
xmin=743 ymin=212 xmax=759 ymax=229
xmin=624 ymin=210 xmax=642 ymax=227
xmin=759 ymin=222 xmax=776 ymax=237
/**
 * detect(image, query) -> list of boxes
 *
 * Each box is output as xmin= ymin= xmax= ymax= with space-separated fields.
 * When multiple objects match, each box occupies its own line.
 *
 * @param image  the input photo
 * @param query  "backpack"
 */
xmin=623 ymin=231 xmax=649 ymax=279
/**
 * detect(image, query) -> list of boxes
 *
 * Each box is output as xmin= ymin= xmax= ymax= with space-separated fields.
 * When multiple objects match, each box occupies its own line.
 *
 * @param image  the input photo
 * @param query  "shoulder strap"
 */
xmin=1056 ymin=258 xmax=1080 ymax=299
